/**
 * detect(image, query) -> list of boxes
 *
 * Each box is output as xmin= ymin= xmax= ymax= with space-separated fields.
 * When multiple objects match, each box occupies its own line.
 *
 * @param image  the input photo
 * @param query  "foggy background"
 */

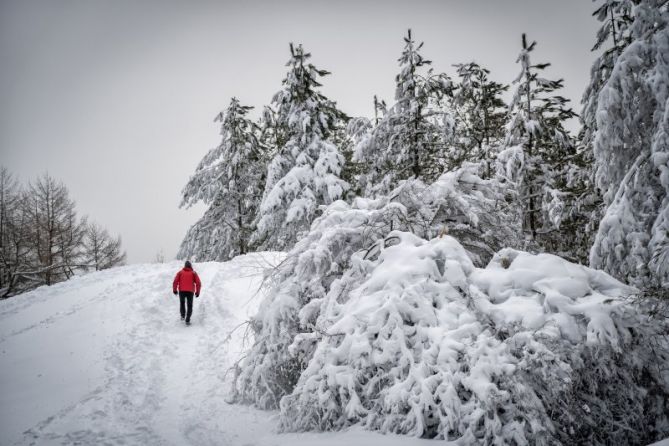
xmin=0 ymin=0 xmax=599 ymax=263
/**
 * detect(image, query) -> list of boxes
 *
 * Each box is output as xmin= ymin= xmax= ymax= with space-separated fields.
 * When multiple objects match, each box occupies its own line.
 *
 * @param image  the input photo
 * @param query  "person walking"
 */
xmin=172 ymin=260 xmax=201 ymax=325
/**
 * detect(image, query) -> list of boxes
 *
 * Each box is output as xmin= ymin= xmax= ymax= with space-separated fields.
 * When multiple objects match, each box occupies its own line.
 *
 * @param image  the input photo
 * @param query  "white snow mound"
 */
xmin=268 ymin=231 xmax=666 ymax=444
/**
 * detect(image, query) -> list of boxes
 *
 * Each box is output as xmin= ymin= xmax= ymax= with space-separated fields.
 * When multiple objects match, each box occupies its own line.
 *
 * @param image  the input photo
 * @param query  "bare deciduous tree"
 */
xmin=0 ymin=168 xmax=126 ymax=298
xmin=82 ymin=222 xmax=126 ymax=271
xmin=0 ymin=167 xmax=30 ymax=297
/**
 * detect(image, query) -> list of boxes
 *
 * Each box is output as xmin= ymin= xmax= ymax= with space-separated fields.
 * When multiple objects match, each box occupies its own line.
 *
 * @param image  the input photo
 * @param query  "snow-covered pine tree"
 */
xmin=354 ymin=30 xmax=454 ymax=196
xmin=252 ymin=44 xmax=349 ymax=251
xmin=329 ymin=111 xmax=357 ymax=199
xmin=179 ymin=97 xmax=265 ymax=261
xmin=572 ymin=0 xmax=635 ymax=264
xmin=346 ymin=102 xmax=380 ymax=197
xmin=504 ymin=34 xmax=578 ymax=252
xmin=582 ymin=0 xmax=634 ymax=153
xmin=553 ymin=131 xmax=603 ymax=264
xmin=257 ymin=105 xmax=286 ymax=164
xmin=452 ymin=62 xmax=508 ymax=178
xmin=589 ymin=0 xmax=669 ymax=289
xmin=585 ymin=1 xmax=635 ymax=135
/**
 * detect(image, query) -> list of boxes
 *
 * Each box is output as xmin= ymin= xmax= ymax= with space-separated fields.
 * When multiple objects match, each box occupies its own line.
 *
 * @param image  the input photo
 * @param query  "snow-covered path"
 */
xmin=0 ymin=254 xmax=433 ymax=446
xmin=0 ymin=254 xmax=278 ymax=446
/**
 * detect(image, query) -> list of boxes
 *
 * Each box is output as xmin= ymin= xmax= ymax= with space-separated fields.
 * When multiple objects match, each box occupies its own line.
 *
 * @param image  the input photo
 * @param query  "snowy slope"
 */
xmin=0 ymin=253 xmax=435 ymax=446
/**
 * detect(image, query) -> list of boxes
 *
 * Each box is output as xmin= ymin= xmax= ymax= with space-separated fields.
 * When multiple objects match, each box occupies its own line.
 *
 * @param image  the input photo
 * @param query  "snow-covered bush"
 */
xmin=234 ymin=187 xmax=419 ymax=409
xmin=236 ymin=151 xmax=669 ymax=443
xmin=235 ymin=163 xmax=521 ymax=408
xmin=279 ymin=232 xmax=669 ymax=445
xmin=428 ymin=162 xmax=522 ymax=266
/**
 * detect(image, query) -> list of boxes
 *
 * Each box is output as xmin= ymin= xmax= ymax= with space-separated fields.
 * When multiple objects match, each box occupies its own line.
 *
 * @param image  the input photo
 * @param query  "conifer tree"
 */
xmin=354 ymin=30 xmax=454 ymax=195
xmin=252 ymin=44 xmax=349 ymax=251
xmin=180 ymin=97 xmax=265 ymax=261
xmin=504 ymin=34 xmax=578 ymax=246
xmin=589 ymin=0 xmax=669 ymax=288
xmin=581 ymin=0 xmax=634 ymax=152
xmin=572 ymin=1 xmax=635 ymax=260
xmin=452 ymin=62 xmax=508 ymax=177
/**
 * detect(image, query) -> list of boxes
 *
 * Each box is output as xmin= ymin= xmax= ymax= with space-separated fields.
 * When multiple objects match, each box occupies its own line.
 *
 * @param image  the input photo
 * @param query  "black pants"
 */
xmin=179 ymin=291 xmax=194 ymax=322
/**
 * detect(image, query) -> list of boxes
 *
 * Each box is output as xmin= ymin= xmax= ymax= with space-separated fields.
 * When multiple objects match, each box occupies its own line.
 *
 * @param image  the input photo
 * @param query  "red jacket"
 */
xmin=173 ymin=267 xmax=201 ymax=294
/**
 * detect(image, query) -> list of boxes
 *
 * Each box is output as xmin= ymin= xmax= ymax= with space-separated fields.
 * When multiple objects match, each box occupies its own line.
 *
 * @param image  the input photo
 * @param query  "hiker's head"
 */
xmin=184 ymin=260 xmax=192 ymax=269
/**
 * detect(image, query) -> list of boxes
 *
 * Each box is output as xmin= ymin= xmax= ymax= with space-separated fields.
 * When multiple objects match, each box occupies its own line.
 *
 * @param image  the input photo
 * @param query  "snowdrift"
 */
xmin=237 ymin=228 xmax=669 ymax=445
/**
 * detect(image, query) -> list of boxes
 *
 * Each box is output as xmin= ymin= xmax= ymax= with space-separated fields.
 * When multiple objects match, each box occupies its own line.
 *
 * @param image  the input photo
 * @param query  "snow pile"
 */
xmin=428 ymin=163 xmax=522 ymax=266
xmin=234 ymin=195 xmax=405 ymax=409
xmin=238 ymin=226 xmax=669 ymax=444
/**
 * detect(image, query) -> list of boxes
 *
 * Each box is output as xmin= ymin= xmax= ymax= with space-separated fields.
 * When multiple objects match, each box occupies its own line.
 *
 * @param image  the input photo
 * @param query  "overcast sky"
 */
xmin=0 ymin=0 xmax=600 ymax=264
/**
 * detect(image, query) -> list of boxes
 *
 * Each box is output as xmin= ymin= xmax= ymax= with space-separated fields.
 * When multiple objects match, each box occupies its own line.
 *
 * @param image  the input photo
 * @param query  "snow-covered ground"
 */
xmin=0 ymin=253 xmax=436 ymax=446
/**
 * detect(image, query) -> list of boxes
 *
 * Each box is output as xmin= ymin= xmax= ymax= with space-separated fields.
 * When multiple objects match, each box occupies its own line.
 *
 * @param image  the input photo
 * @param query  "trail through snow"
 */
xmin=0 ymin=253 xmax=433 ymax=446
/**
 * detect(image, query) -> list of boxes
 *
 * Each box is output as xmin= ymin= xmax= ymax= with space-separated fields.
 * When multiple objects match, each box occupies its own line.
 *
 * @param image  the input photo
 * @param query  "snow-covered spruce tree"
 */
xmin=235 ymin=162 xmax=522 ymax=409
xmin=328 ymin=111 xmax=357 ymax=199
xmin=572 ymin=0 xmax=635 ymax=265
xmin=504 ymin=34 xmax=580 ymax=254
xmin=533 ymin=1 xmax=635 ymax=266
xmin=257 ymin=105 xmax=286 ymax=164
xmin=252 ymin=44 xmax=349 ymax=251
xmin=552 ymin=131 xmax=603 ymax=264
xmin=354 ymin=30 xmax=454 ymax=196
xmin=280 ymin=231 xmax=668 ymax=444
xmin=345 ymin=96 xmax=388 ymax=196
xmin=589 ymin=0 xmax=669 ymax=289
xmin=581 ymin=0 xmax=634 ymax=152
xmin=179 ymin=97 xmax=265 ymax=261
xmin=452 ymin=62 xmax=508 ymax=178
